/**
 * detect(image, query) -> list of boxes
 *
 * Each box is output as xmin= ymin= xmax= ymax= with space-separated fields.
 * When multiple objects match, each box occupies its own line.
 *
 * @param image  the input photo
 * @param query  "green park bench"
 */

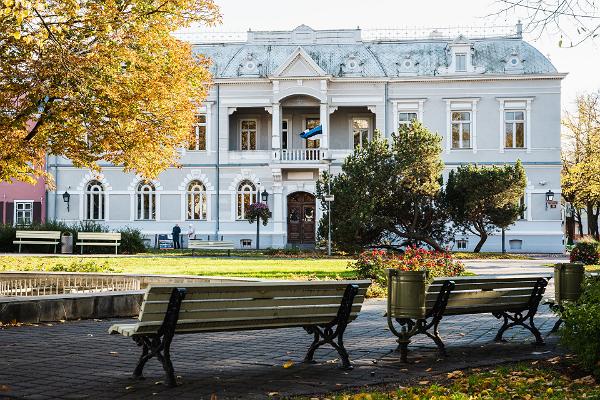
xmin=108 ymin=280 xmax=371 ymax=387
xmin=388 ymin=273 xmax=552 ymax=361
xmin=77 ymin=232 xmax=121 ymax=254
xmin=13 ymin=230 xmax=61 ymax=253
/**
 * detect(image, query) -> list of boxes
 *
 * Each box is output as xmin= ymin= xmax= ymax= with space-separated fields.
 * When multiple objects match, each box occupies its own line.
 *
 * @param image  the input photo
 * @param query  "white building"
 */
xmin=47 ymin=25 xmax=565 ymax=252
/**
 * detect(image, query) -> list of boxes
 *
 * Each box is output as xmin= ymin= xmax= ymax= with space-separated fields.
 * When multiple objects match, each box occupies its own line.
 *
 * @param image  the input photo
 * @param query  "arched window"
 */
xmin=236 ymin=180 xmax=256 ymax=220
xmin=85 ymin=180 xmax=105 ymax=220
xmin=187 ymin=180 xmax=207 ymax=220
xmin=136 ymin=182 xmax=156 ymax=220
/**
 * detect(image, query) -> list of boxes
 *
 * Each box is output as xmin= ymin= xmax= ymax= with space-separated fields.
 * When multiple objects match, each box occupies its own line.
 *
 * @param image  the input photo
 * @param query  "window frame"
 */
xmin=188 ymin=113 xmax=207 ymax=151
xmin=504 ymin=109 xmax=526 ymax=149
xmin=451 ymin=110 xmax=472 ymax=149
xmin=398 ymin=111 xmax=419 ymax=129
xmin=304 ymin=116 xmax=321 ymax=149
xmin=136 ymin=182 xmax=156 ymax=221
xmin=14 ymin=200 xmax=33 ymax=226
xmin=455 ymin=53 xmax=467 ymax=72
xmin=240 ymin=119 xmax=258 ymax=151
xmin=236 ymin=180 xmax=257 ymax=220
xmin=186 ymin=180 xmax=207 ymax=221
xmin=281 ymin=119 xmax=289 ymax=150
xmin=350 ymin=116 xmax=372 ymax=149
xmin=84 ymin=180 xmax=105 ymax=221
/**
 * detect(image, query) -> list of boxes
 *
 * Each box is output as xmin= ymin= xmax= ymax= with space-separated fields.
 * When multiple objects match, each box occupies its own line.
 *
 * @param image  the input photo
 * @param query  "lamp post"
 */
xmin=256 ymin=189 xmax=269 ymax=250
xmin=62 ymin=189 xmax=71 ymax=212
xmin=322 ymin=155 xmax=335 ymax=256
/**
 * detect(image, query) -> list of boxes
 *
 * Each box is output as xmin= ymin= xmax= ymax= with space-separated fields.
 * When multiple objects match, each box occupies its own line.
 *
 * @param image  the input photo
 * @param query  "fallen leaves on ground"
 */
xmin=283 ymin=360 xmax=294 ymax=369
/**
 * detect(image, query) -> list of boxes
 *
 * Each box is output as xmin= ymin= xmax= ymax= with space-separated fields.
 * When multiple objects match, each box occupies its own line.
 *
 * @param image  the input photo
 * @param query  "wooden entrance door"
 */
xmin=287 ymin=192 xmax=316 ymax=245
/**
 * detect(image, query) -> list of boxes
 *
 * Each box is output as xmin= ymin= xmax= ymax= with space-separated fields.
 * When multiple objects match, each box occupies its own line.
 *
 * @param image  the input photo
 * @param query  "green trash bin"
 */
xmin=554 ymin=262 xmax=585 ymax=304
xmin=387 ymin=269 xmax=427 ymax=320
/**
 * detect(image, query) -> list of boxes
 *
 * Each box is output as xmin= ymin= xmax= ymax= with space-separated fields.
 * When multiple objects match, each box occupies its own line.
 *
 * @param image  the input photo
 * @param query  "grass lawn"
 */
xmin=299 ymin=359 xmax=600 ymax=399
xmin=0 ymin=255 xmax=354 ymax=279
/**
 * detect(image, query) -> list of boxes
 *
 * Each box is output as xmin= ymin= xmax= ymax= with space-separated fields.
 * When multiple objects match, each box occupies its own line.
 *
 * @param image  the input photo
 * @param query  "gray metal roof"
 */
xmin=191 ymin=26 xmax=557 ymax=78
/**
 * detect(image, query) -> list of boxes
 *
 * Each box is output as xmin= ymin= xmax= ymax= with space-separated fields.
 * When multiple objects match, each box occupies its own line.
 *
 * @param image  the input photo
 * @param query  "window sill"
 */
xmin=503 ymin=147 xmax=528 ymax=151
xmin=450 ymin=147 xmax=473 ymax=150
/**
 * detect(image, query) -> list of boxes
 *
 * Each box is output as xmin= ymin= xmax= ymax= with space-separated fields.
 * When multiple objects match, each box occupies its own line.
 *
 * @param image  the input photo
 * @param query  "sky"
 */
xmin=179 ymin=0 xmax=600 ymax=114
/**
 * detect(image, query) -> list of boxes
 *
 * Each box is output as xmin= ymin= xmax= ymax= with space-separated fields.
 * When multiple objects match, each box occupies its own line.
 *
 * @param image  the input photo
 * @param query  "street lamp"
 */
xmin=256 ymin=189 xmax=269 ymax=250
xmin=62 ymin=189 xmax=71 ymax=212
xmin=545 ymin=190 xmax=555 ymax=210
xmin=322 ymin=154 xmax=335 ymax=256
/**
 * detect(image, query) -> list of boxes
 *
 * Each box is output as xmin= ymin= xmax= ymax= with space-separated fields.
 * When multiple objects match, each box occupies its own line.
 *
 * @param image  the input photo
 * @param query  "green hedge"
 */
xmin=560 ymin=276 xmax=600 ymax=378
xmin=570 ymin=240 xmax=600 ymax=265
xmin=0 ymin=221 xmax=146 ymax=254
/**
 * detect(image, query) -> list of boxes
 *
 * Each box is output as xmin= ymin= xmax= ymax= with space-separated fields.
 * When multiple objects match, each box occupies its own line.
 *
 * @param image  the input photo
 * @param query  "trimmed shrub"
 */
xmin=560 ymin=276 xmax=600 ymax=378
xmin=0 ymin=224 xmax=16 ymax=252
xmin=350 ymin=246 xmax=465 ymax=286
xmin=48 ymin=260 xmax=122 ymax=273
xmin=118 ymin=227 xmax=147 ymax=254
xmin=570 ymin=240 xmax=600 ymax=265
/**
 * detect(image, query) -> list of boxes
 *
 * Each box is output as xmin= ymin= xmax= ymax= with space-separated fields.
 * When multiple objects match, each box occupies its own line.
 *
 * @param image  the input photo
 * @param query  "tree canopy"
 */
xmin=0 ymin=0 xmax=220 ymax=184
xmin=317 ymin=122 xmax=449 ymax=252
xmin=444 ymin=161 xmax=527 ymax=252
xmin=562 ymin=92 xmax=600 ymax=239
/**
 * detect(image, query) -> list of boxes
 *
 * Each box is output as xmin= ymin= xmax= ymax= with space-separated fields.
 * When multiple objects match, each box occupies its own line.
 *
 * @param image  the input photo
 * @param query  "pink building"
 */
xmin=0 ymin=178 xmax=46 ymax=225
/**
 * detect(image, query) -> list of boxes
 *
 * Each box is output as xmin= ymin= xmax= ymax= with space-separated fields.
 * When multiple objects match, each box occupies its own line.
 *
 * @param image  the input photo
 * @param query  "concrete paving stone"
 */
xmin=0 ymin=298 xmax=565 ymax=399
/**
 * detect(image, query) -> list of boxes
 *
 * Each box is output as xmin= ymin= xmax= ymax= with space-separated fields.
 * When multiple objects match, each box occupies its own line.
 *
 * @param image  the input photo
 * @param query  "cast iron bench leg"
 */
xmin=303 ymin=284 xmax=358 ymax=370
xmin=131 ymin=287 xmax=186 ymax=387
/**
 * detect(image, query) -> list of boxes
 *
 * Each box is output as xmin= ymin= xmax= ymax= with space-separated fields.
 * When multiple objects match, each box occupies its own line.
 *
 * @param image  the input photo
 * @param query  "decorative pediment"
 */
xmin=437 ymin=35 xmax=485 ymax=75
xmin=238 ymin=53 xmax=261 ymax=77
xmin=396 ymin=54 xmax=419 ymax=76
xmin=341 ymin=53 xmax=364 ymax=77
xmin=504 ymin=47 xmax=525 ymax=74
xmin=272 ymin=47 xmax=327 ymax=77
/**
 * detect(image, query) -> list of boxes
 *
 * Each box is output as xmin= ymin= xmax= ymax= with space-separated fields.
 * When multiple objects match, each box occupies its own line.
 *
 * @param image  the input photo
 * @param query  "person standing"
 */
xmin=172 ymin=224 xmax=181 ymax=249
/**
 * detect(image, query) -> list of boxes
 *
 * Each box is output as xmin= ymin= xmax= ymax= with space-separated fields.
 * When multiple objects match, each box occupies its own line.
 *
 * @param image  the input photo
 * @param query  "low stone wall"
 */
xmin=0 ymin=272 xmax=262 ymax=323
xmin=0 ymin=291 xmax=144 ymax=323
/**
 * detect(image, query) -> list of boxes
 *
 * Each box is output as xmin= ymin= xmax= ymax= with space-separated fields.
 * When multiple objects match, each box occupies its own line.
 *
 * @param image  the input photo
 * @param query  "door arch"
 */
xmin=287 ymin=192 xmax=316 ymax=245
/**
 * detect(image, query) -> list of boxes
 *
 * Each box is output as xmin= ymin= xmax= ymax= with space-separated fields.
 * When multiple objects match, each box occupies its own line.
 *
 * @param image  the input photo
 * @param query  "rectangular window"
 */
xmin=519 ymin=195 xmax=526 ymax=220
xmin=455 ymin=53 xmax=467 ymax=72
xmin=15 ymin=201 xmax=33 ymax=226
xmin=398 ymin=112 xmax=418 ymax=128
xmin=240 ymin=119 xmax=257 ymax=150
xmin=456 ymin=239 xmax=468 ymax=250
xmin=505 ymin=110 xmax=525 ymax=148
xmin=281 ymin=120 xmax=289 ymax=150
xmin=352 ymin=118 xmax=371 ymax=149
xmin=305 ymin=117 xmax=320 ymax=149
xmin=451 ymin=111 xmax=471 ymax=149
xmin=188 ymin=114 xmax=207 ymax=151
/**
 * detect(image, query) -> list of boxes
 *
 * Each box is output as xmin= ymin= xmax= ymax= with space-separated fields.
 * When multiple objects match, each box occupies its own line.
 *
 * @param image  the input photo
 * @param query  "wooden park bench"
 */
xmin=188 ymin=239 xmax=235 ymax=256
xmin=13 ymin=230 xmax=61 ymax=253
xmin=388 ymin=273 xmax=552 ymax=361
xmin=108 ymin=280 xmax=371 ymax=387
xmin=77 ymin=232 xmax=121 ymax=254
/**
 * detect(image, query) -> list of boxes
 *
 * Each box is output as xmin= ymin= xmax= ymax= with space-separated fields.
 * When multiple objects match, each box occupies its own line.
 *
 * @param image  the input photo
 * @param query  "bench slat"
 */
xmin=75 ymin=242 xmax=120 ymax=246
xmin=139 ymin=304 xmax=363 ymax=323
xmin=15 ymin=231 xmax=61 ymax=239
xmin=441 ymin=302 xmax=531 ymax=315
xmin=78 ymin=232 xmax=122 ymax=240
xmin=141 ymin=295 xmax=366 ymax=314
xmin=427 ymin=280 xmax=541 ymax=293
xmin=13 ymin=240 xmax=60 ymax=245
xmin=425 ymin=288 xmax=535 ymax=303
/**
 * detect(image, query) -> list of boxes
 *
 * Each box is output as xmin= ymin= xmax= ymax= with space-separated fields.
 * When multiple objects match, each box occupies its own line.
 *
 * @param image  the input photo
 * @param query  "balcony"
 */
xmin=274 ymin=148 xmax=322 ymax=163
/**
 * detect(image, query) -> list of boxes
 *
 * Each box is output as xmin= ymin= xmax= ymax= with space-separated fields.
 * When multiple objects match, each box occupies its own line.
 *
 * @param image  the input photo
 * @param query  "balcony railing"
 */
xmin=276 ymin=148 xmax=321 ymax=162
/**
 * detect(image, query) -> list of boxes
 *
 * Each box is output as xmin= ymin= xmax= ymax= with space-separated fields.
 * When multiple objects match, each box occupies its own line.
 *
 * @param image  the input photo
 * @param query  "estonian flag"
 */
xmin=300 ymin=124 xmax=322 ymax=140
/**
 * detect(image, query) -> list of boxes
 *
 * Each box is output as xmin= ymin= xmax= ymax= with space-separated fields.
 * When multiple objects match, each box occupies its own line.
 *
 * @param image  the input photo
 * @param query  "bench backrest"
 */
xmin=77 ymin=232 xmax=121 ymax=241
xmin=135 ymin=280 xmax=371 ymax=334
xmin=15 ymin=231 xmax=61 ymax=240
xmin=189 ymin=241 xmax=235 ymax=248
xmin=426 ymin=273 xmax=551 ymax=315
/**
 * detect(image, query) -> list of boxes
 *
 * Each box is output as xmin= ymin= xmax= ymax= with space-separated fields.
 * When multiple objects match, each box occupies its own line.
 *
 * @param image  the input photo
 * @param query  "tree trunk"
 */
xmin=587 ymin=203 xmax=599 ymax=240
xmin=473 ymin=231 xmax=488 ymax=253
xmin=575 ymin=209 xmax=584 ymax=237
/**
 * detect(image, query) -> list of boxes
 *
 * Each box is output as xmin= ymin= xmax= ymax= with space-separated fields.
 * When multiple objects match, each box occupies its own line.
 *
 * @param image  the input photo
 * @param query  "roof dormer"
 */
xmin=438 ymin=35 xmax=485 ymax=75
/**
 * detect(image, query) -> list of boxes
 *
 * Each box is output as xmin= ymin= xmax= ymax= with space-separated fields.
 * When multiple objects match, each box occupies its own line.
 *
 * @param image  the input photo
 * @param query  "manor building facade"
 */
xmin=46 ymin=25 xmax=565 ymax=252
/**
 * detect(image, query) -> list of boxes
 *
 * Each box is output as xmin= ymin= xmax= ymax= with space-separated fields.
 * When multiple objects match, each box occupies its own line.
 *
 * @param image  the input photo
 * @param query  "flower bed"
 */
xmin=350 ymin=246 xmax=465 ymax=287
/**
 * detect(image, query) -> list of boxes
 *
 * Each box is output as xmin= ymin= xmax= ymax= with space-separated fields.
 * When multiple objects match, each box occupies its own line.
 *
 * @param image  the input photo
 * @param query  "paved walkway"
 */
xmin=0 ymin=299 xmax=562 ymax=400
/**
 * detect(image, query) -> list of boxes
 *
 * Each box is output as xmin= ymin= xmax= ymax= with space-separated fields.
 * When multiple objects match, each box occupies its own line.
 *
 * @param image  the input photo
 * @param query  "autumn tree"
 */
xmin=495 ymin=0 xmax=600 ymax=47
xmin=0 ymin=0 xmax=220 ymax=183
xmin=562 ymin=93 xmax=600 ymax=240
xmin=444 ymin=162 xmax=527 ymax=252
xmin=316 ymin=123 xmax=449 ymax=252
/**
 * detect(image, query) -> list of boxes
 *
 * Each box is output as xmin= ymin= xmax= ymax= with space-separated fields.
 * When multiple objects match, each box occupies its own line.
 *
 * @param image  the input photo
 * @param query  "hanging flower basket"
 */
xmin=246 ymin=203 xmax=272 ymax=226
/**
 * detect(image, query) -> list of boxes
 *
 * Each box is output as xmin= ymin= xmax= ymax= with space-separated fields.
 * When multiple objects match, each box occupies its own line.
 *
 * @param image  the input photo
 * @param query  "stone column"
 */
xmin=271 ymin=102 xmax=281 ymax=149
xmin=271 ymin=168 xmax=285 ymax=248
xmin=320 ymin=103 xmax=329 ymax=150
